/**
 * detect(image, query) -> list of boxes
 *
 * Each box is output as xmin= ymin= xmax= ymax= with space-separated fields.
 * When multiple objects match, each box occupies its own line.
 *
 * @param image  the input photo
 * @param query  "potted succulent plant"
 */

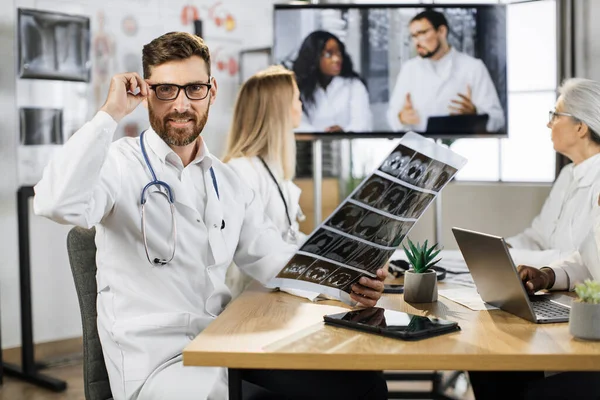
xmin=569 ymin=279 xmax=600 ymax=340
xmin=402 ymin=238 xmax=441 ymax=303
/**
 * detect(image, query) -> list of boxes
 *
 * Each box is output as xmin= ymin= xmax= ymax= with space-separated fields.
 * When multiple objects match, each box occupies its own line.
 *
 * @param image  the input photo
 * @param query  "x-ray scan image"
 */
xmin=376 ymin=184 xmax=409 ymax=214
xmin=379 ymin=144 xmax=416 ymax=178
xmin=419 ymin=161 xmax=442 ymax=190
xmin=348 ymin=246 xmax=382 ymax=271
xmin=301 ymin=229 xmax=342 ymax=256
xmin=392 ymin=190 xmax=420 ymax=218
xmin=352 ymin=212 xmax=385 ymax=241
xmin=326 ymin=203 xmax=367 ymax=234
xmin=322 ymin=268 xmax=361 ymax=292
xmin=18 ymin=9 xmax=90 ymax=81
xmin=432 ymin=165 xmax=457 ymax=191
xmin=277 ymin=254 xmax=316 ymax=279
xmin=353 ymin=175 xmax=392 ymax=207
xmin=400 ymin=156 xmax=431 ymax=187
xmin=409 ymin=193 xmax=435 ymax=219
xmin=299 ymin=261 xmax=338 ymax=283
xmin=372 ymin=219 xmax=406 ymax=247
xmin=324 ymin=237 xmax=363 ymax=263
xmin=20 ymin=108 xmax=63 ymax=145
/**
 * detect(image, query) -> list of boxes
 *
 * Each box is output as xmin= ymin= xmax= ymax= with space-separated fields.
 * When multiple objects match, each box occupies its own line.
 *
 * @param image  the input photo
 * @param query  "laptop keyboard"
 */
xmin=530 ymin=297 xmax=570 ymax=319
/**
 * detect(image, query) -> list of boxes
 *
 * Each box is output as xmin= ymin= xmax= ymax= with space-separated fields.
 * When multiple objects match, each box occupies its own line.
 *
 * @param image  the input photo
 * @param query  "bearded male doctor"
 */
xmin=33 ymin=32 xmax=388 ymax=400
xmin=386 ymin=9 xmax=505 ymax=133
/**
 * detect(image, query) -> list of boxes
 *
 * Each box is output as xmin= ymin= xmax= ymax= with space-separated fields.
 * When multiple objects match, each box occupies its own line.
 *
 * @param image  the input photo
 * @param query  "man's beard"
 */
xmin=419 ymin=41 xmax=441 ymax=59
xmin=148 ymin=104 xmax=209 ymax=147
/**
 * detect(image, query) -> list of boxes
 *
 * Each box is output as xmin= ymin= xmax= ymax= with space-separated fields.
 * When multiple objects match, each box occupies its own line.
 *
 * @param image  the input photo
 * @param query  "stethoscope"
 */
xmin=139 ymin=131 xmax=220 ymax=266
xmin=258 ymin=157 xmax=305 ymax=243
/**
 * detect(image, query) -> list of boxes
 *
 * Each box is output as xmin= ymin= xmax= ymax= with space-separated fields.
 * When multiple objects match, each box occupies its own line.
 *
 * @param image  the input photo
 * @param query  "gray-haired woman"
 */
xmin=505 ymin=77 xmax=600 ymax=268
xmin=469 ymin=77 xmax=600 ymax=400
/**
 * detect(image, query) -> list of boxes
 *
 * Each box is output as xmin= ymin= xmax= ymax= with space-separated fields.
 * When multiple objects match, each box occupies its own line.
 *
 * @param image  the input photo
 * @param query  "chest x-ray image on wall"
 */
xmin=20 ymin=108 xmax=63 ymax=145
xmin=270 ymin=132 xmax=467 ymax=305
xmin=18 ymin=8 xmax=90 ymax=81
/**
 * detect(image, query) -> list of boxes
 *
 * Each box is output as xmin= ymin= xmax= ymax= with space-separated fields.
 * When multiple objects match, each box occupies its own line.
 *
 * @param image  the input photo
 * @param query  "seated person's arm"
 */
xmin=518 ymin=194 xmax=600 ymax=292
xmin=33 ymin=73 xmax=142 ymax=226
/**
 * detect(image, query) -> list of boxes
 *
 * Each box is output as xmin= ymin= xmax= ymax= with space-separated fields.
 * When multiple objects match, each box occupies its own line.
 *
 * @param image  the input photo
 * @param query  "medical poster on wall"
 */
xmin=268 ymin=132 xmax=467 ymax=305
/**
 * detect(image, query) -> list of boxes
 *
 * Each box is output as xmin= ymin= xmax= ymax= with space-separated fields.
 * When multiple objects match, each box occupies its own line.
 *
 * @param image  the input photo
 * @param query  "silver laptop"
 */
xmin=452 ymin=227 xmax=572 ymax=323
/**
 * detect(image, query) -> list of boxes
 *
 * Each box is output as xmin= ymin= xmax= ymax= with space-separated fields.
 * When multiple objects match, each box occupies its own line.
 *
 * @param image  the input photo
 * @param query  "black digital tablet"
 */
xmin=323 ymin=307 xmax=460 ymax=341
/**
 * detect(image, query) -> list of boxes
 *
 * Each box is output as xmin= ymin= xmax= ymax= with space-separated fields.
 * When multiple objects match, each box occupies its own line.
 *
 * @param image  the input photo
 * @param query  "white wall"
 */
xmin=407 ymin=182 xmax=551 ymax=250
xmin=0 ymin=0 xmax=554 ymax=349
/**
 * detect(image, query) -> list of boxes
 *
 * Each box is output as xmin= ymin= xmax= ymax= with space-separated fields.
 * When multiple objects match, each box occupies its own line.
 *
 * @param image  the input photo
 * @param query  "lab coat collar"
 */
xmin=317 ymin=75 xmax=345 ymax=94
xmin=425 ymin=46 xmax=455 ymax=78
xmin=573 ymin=152 xmax=600 ymax=187
xmin=144 ymin=126 xmax=214 ymax=170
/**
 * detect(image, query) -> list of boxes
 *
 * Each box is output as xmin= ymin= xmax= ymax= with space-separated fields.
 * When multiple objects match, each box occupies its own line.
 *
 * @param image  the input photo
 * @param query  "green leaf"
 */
xmin=426 ymin=258 xmax=442 ymax=269
xmin=425 ymin=243 xmax=439 ymax=258
xmin=575 ymin=279 xmax=600 ymax=303
xmin=427 ymin=249 xmax=442 ymax=264
xmin=408 ymin=239 xmax=419 ymax=257
xmin=403 ymin=246 xmax=417 ymax=266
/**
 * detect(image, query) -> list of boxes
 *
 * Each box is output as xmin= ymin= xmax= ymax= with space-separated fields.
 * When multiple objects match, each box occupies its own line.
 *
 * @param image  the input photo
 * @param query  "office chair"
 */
xmin=67 ymin=226 xmax=113 ymax=400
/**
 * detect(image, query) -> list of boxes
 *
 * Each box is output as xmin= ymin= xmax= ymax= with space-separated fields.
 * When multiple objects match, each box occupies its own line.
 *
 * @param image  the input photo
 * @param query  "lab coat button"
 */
xmin=188 ymin=334 xmax=195 ymax=340
xmin=213 ymin=224 xmax=218 ymax=228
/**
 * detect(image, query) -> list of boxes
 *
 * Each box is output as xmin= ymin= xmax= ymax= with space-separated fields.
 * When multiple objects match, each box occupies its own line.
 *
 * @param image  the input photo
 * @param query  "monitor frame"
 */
xmin=274 ymin=2 xmax=508 ymax=140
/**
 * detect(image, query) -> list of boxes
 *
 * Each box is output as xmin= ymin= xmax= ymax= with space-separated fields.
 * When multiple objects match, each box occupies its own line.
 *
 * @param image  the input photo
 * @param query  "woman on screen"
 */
xmin=292 ymin=30 xmax=373 ymax=133
xmin=222 ymin=65 xmax=313 ymax=299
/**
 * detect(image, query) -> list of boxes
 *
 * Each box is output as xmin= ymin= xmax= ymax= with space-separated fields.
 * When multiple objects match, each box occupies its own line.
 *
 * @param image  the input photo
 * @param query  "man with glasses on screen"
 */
xmin=33 ymin=31 xmax=388 ymax=400
xmin=386 ymin=9 xmax=505 ymax=134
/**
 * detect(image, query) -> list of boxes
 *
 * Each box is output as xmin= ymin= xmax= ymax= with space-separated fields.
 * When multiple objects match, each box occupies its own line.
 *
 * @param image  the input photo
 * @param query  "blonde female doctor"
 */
xmin=223 ymin=65 xmax=313 ymax=299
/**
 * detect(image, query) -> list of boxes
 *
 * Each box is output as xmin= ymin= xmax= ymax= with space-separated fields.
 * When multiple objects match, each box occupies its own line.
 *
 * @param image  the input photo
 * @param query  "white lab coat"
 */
xmin=505 ymin=153 xmax=600 ymax=267
xmin=386 ymin=47 xmax=505 ymax=133
xmin=33 ymin=111 xmax=297 ymax=400
xmin=224 ymin=156 xmax=318 ymax=300
xmin=297 ymin=76 xmax=373 ymax=132
xmin=548 ymin=200 xmax=600 ymax=291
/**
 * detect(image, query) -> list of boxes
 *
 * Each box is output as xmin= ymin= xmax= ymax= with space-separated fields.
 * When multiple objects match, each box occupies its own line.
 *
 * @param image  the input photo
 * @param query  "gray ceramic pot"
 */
xmin=569 ymin=301 xmax=600 ymax=340
xmin=403 ymin=269 xmax=438 ymax=303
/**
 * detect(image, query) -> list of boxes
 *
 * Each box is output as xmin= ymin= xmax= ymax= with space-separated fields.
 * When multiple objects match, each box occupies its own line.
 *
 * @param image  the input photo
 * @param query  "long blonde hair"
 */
xmin=223 ymin=65 xmax=297 ymax=180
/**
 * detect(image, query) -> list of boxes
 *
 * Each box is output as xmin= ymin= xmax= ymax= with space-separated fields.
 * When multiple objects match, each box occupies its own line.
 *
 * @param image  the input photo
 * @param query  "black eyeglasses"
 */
xmin=150 ymin=81 xmax=212 ymax=101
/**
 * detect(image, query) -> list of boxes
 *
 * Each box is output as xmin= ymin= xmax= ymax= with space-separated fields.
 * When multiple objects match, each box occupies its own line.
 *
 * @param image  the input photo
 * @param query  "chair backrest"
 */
xmin=66 ymin=226 xmax=113 ymax=400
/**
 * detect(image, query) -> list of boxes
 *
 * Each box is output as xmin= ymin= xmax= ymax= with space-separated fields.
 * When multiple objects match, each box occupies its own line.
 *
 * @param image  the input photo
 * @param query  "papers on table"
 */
xmin=438 ymin=287 xmax=499 ymax=311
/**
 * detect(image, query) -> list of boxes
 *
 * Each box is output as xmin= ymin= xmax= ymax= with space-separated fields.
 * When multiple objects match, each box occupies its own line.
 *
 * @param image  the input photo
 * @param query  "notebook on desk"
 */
xmin=452 ymin=227 xmax=572 ymax=323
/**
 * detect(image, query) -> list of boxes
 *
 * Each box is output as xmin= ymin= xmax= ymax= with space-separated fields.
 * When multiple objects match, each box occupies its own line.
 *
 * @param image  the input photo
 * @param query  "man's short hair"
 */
xmin=142 ymin=32 xmax=211 ymax=79
xmin=410 ymin=10 xmax=449 ymax=31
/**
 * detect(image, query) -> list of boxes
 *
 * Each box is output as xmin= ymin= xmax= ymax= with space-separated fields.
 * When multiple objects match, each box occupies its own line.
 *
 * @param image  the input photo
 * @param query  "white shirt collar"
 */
xmin=426 ymin=46 xmax=455 ymax=79
xmin=573 ymin=152 xmax=600 ymax=187
xmin=144 ymin=126 xmax=213 ymax=169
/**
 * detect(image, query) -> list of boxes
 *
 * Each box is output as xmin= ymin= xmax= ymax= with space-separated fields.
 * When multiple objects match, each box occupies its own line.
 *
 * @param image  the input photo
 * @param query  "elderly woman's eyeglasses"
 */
xmin=548 ymin=110 xmax=575 ymax=124
xmin=150 ymin=81 xmax=212 ymax=101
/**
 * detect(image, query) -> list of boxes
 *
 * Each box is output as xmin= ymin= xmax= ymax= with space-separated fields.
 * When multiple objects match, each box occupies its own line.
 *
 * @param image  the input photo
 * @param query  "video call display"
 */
xmin=274 ymin=4 xmax=507 ymax=138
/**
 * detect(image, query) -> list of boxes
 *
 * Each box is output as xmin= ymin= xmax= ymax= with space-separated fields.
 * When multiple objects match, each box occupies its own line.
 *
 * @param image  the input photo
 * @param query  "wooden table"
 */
xmin=183 ymin=283 xmax=600 ymax=399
